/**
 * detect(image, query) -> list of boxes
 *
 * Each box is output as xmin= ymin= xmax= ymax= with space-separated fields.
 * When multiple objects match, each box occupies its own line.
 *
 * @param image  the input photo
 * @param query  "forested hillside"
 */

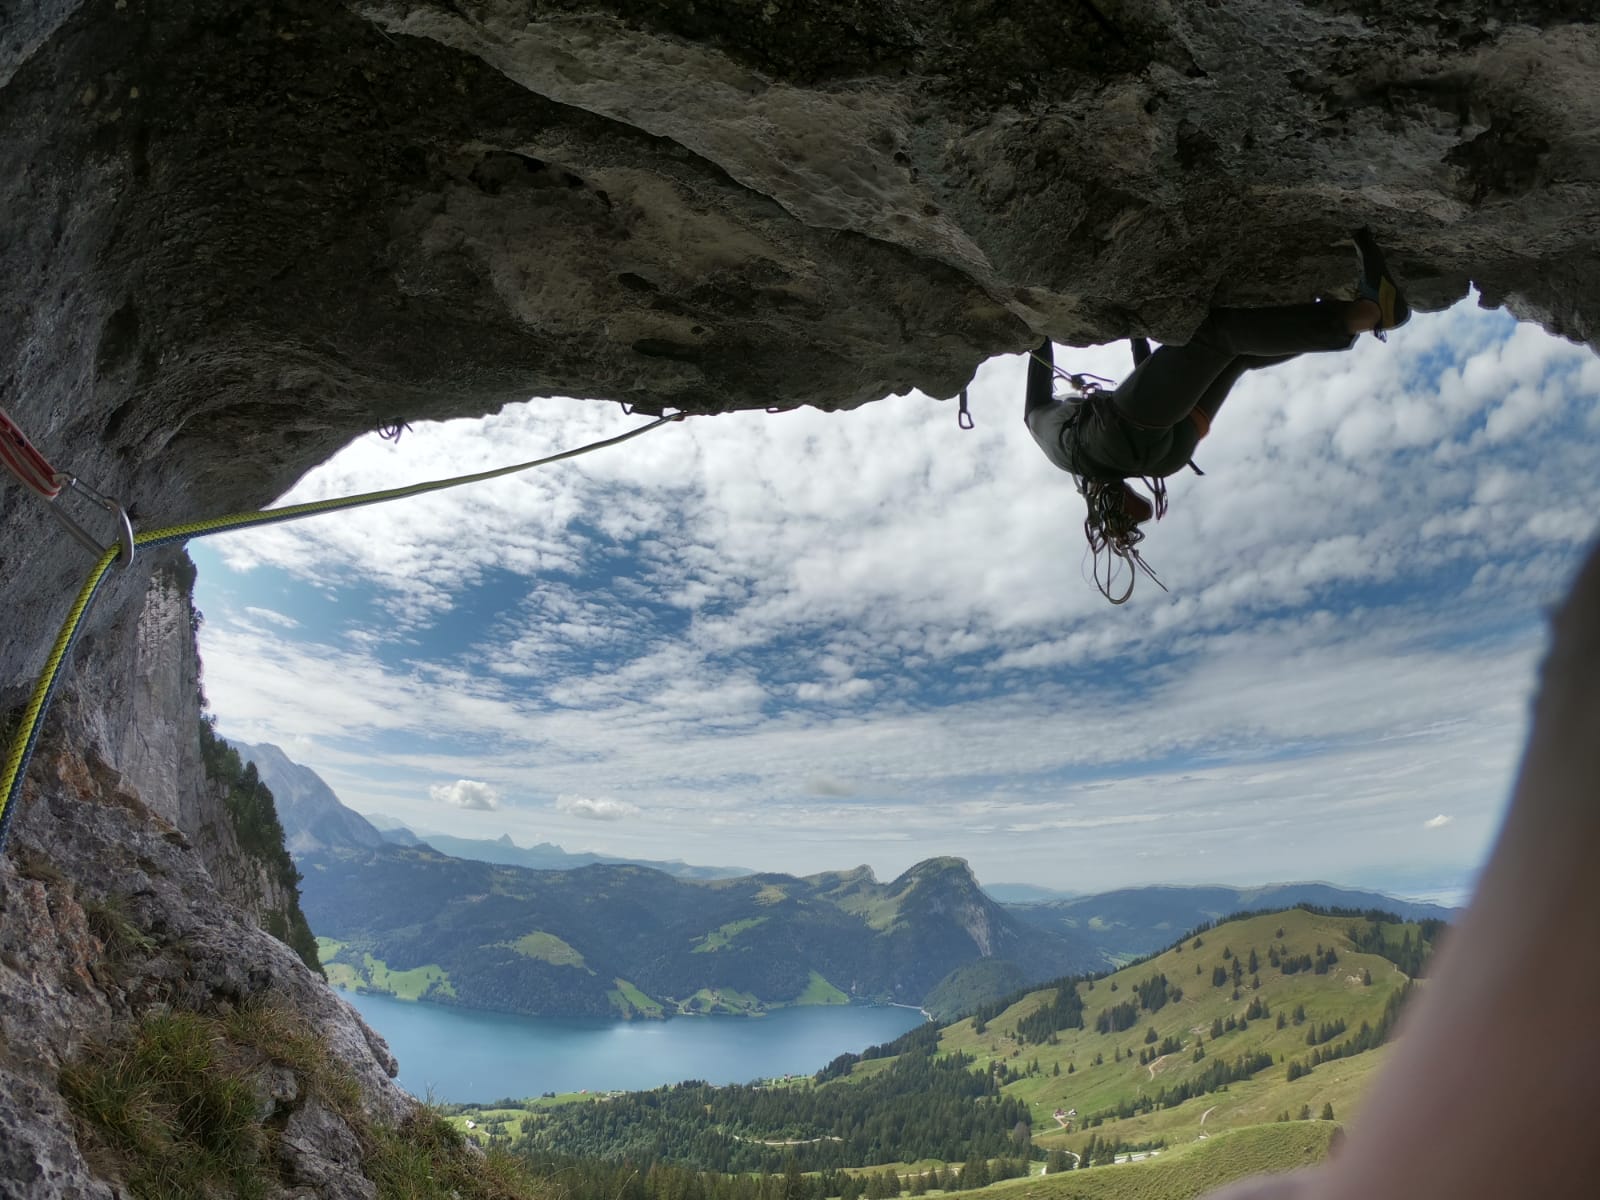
xmin=299 ymin=849 xmax=1088 ymax=1017
xmin=472 ymin=905 xmax=1437 ymax=1189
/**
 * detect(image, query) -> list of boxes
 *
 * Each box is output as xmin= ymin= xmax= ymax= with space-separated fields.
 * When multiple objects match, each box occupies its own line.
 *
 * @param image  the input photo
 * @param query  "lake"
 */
xmin=338 ymin=990 xmax=928 ymax=1103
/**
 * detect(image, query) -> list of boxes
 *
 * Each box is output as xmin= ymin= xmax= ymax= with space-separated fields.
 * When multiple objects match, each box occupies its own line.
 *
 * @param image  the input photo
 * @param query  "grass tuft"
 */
xmin=61 ymin=1009 xmax=270 ymax=1200
xmin=62 ymin=1002 xmax=555 ymax=1200
xmin=82 ymin=894 xmax=157 ymax=962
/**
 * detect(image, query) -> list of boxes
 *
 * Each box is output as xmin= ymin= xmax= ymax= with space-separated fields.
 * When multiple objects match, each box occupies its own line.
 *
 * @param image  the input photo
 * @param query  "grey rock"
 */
xmin=255 ymin=1062 xmax=302 ymax=1122
xmin=0 ymin=578 xmax=411 ymax=1195
xmin=0 ymin=1067 xmax=117 ymax=1200
xmin=4 ymin=1 xmax=1598 ymax=699
xmin=278 ymin=1101 xmax=377 ymax=1200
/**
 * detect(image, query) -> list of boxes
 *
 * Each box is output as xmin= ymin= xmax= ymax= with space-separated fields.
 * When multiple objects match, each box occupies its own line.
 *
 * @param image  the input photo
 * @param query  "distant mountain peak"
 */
xmin=230 ymin=739 xmax=387 ymax=855
xmin=893 ymin=856 xmax=977 ymax=890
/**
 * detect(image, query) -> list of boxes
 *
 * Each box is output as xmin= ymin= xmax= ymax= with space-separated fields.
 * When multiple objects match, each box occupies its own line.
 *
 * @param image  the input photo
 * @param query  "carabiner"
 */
xmin=957 ymin=388 xmax=975 ymax=430
xmin=49 ymin=476 xmax=135 ymax=566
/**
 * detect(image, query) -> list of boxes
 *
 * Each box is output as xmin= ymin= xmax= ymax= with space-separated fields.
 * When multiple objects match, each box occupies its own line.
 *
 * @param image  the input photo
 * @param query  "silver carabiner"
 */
xmin=49 ymin=476 xmax=135 ymax=566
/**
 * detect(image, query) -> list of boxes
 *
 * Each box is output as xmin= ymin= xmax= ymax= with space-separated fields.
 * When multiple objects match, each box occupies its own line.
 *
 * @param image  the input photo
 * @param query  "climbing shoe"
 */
xmin=1353 ymin=227 xmax=1410 ymax=340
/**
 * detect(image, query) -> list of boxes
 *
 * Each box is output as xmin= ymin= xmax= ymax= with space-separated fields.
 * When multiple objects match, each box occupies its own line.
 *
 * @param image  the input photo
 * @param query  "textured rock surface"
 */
xmin=0 ymin=574 xmax=405 ymax=1197
xmin=3 ymin=0 xmax=1599 ymax=699
xmin=0 ymin=2 xmax=1597 ymax=1191
xmin=0 ymin=743 xmax=410 ymax=1197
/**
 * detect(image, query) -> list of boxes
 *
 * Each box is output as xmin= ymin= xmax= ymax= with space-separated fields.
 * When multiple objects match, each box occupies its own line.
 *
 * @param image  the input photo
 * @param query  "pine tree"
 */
xmin=962 ymin=1156 xmax=987 ymax=1191
xmin=1298 ymin=1104 xmax=1312 ymax=1121
xmin=1321 ymin=1102 xmax=1335 ymax=1121
xmin=784 ymin=1157 xmax=807 ymax=1200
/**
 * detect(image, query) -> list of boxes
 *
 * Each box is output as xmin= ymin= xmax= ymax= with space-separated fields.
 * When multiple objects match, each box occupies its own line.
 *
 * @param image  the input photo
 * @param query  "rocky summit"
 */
xmin=1 ymin=3 xmax=1597 ymax=1196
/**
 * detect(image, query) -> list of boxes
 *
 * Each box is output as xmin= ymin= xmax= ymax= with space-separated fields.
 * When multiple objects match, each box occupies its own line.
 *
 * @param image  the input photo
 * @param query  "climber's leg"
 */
xmin=1110 ymin=302 xmax=1368 ymax=431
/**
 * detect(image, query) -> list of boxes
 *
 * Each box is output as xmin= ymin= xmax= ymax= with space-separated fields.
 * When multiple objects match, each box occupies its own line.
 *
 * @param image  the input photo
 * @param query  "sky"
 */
xmin=191 ymin=295 xmax=1600 ymax=902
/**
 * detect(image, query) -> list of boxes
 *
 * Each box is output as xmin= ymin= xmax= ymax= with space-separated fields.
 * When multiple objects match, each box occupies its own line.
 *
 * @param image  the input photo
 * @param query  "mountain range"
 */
xmin=374 ymin=824 xmax=750 ymax=880
xmin=299 ymin=847 xmax=1087 ymax=1018
xmin=231 ymin=741 xmax=750 ymax=880
xmin=237 ymin=742 xmax=1457 ymax=1020
xmin=1006 ymin=883 xmax=1455 ymax=965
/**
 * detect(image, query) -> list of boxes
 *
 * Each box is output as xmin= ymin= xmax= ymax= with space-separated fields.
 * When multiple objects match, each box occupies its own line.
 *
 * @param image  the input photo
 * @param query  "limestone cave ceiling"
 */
xmin=1 ymin=0 xmax=1597 ymax=687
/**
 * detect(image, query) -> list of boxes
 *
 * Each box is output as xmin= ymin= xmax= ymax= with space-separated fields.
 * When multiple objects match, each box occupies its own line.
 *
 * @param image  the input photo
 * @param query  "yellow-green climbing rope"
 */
xmin=0 ymin=412 xmax=683 ymax=849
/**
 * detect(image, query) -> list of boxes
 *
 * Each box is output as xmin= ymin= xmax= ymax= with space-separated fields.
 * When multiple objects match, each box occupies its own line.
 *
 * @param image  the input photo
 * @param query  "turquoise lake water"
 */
xmin=338 ymin=990 xmax=928 ymax=1103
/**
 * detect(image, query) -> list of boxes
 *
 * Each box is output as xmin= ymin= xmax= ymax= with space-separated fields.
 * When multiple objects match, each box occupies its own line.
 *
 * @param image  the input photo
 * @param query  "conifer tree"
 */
xmin=1321 ymin=1102 xmax=1335 ymax=1121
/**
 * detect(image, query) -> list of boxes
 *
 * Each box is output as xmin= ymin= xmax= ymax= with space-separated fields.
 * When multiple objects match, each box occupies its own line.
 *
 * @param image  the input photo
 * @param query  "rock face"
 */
xmin=0 ymin=2 xmax=1597 ymax=1191
xmin=3 ymin=0 xmax=1599 ymax=698
xmin=0 ymin=565 xmax=406 ymax=1198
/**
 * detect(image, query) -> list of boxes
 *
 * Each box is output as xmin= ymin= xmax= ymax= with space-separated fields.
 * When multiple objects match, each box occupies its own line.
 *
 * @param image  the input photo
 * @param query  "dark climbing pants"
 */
xmin=1027 ymin=302 xmax=1358 ymax=480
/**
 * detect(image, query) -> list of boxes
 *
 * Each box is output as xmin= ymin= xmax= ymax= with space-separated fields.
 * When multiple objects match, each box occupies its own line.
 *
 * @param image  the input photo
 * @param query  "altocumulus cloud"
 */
xmin=188 ymin=296 xmax=1600 ymax=890
xmin=431 ymin=780 xmax=501 ymax=810
xmin=557 ymin=794 xmax=641 ymax=821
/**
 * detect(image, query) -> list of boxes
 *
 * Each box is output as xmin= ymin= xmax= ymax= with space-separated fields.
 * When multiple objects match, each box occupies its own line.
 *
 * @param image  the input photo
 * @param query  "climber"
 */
xmin=1023 ymin=229 xmax=1409 ymax=599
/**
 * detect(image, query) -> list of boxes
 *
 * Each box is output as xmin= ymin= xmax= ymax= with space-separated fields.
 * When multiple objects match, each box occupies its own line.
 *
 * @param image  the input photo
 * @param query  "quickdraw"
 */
xmin=1 ymin=405 xmax=135 ymax=564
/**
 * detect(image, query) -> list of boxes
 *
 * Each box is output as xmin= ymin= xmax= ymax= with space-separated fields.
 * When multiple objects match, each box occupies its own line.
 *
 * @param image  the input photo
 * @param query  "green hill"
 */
xmin=988 ymin=1122 xmax=1337 ymax=1200
xmin=923 ymin=907 xmax=1429 ymax=1158
xmin=499 ymin=906 xmax=1435 ymax=1183
xmin=299 ymin=848 xmax=1090 ymax=1017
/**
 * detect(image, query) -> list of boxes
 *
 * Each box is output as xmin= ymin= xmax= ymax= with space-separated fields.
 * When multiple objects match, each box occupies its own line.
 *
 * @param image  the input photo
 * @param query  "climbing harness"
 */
xmin=1079 ymin=476 xmax=1168 ymax=605
xmin=0 ymin=409 xmax=687 ymax=853
xmin=1024 ymin=351 xmax=1170 ymax=605
xmin=1 ymin=406 xmax=135 ymax=563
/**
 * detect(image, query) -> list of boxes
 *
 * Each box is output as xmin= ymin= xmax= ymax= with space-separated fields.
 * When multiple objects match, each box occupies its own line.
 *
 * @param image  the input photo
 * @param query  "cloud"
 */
xmin=189 ymin=295 xmax=1599 ymax=891
xmin=556 ymin=794 xmax=641 ymax=821
xmin=1423 ymin=814 xmax=1455 ymax=830
xmin=430 ymin=780 xmax=501 ymax=810
xmin=243 ymin=606 xmax=299 ymax=629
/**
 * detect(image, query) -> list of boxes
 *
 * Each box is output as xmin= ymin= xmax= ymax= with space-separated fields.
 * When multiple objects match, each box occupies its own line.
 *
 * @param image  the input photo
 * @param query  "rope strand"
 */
xmin=0 ymin=412 xmax=685 ymax=851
